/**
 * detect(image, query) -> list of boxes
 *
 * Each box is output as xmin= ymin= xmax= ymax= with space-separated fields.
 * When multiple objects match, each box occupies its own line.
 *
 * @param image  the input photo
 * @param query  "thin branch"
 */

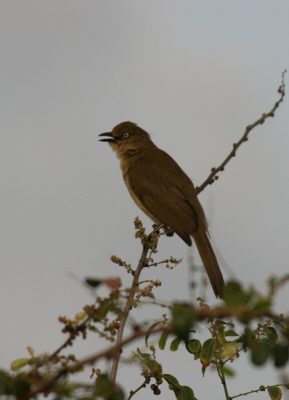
xmin=109 ymin=245 xmax=149 ymax=383
xmin=49 ymin=324 xmax=86 ymax=361
xmin=26 ymin=315 xmax=92 ymax=376
xmin=217 ymin=363 xmax=230 ymax=400
xmin=196 ymin=70 xmax=286 ymax=195
xmin=127 ymin=380 xmax=148 ymax=399
xmin=230 ymin=383 xmax=289 ymax=399
xmin=110 ymin=224 xmax=163 ymax=384
xmin=23 ymin=325 xmax=166 ymax=400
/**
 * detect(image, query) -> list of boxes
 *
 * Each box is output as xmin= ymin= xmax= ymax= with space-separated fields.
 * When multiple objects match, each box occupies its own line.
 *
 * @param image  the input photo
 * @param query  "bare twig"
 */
xmin=196 ymin=70 xmax=286 ymax=195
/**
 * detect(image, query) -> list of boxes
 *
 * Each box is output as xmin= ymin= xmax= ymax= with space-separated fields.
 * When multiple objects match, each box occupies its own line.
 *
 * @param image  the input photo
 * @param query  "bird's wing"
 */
xmin=127 ymin=160 xmax=198 ymax=246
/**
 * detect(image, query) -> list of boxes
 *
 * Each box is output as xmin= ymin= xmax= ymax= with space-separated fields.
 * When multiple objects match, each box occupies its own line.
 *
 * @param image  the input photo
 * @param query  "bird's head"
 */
xmin=99 ymin=121 xmax=155 ymax=158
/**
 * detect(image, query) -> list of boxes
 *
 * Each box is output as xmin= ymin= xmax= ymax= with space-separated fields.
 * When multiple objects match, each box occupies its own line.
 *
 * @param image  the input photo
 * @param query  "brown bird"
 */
xmin=99 ymin=121 xmax=225 ymax=298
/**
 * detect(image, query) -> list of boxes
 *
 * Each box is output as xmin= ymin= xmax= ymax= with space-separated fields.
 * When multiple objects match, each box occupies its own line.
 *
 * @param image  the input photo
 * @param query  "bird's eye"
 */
xmin=123 ymin=132 xmax=130 ymax=138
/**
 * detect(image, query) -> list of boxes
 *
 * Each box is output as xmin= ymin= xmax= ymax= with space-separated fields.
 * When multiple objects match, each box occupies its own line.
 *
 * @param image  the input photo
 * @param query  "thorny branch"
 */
xmin=196 ymin=70 xmax=286 ymax=195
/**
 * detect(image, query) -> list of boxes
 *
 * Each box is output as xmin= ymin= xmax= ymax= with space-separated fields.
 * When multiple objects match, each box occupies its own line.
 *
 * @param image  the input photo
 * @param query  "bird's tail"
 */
xmin=193 ymin=230 xmax=225 ymax=298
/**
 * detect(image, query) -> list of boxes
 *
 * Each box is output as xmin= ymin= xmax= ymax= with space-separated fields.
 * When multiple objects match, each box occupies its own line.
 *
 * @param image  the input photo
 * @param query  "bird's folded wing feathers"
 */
xmin=127 ymin=163 xmax=198 ymax=245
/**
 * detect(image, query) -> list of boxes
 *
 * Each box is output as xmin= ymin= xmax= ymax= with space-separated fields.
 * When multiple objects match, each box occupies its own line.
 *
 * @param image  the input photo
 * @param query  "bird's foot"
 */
xmin=163 ymin=227 xmax=174 ymax=237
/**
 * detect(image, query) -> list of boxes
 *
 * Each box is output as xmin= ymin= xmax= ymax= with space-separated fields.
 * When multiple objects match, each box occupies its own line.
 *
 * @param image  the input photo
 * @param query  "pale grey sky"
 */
xmin=1 ymin=1 xmax=289 ymax=399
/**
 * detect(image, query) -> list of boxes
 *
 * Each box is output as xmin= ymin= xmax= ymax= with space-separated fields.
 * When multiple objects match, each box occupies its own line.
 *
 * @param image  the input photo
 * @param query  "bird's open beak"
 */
xmin=99 ymin=132 xmax=118 ymax=143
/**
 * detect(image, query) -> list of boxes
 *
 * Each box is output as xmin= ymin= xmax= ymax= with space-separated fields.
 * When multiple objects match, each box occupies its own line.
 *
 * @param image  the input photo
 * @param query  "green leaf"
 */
xmin=237 ymin=327 xmax=253 ymax=350
xmin=58 ymin=382 xmax=75 ymax=397
xmin=217 ymin=325 xmax=226 ymax=344
xmin=215 ymin=320 xmax=234 ymax=327
xmin=222 ymin=342 xmax=238 ymax=359
xmin=178 ymin=385 xmax=195 ymax=400
xmin=94 ymin=374 xmax=113 ymax=396
xmin=251 ymin=340 xmax=270 ymax=366
xmin=225 ymin=330 xmax=239 ymax=337
xmin=201 ymin=365 xmax=206 ymax=376
xmin=266 ymin=327 xmax=278 ymax=342
xmin=222 ymin=281 xmax=246 ymax=311
xmin=220 ymin=365 xmax=235 ymax=377
xmin=273 ymin=344 xmax=289 ymax=367
xmin=185 ymin=339 xmax=201 ymax=355
xmin=94 ymin=374 xmax=124 ymax=400
xmin=215 ymin=320 xmax=226 ymax=326
xmin=200 ymin=338 xmax=216 ymax=367
xmin=0 ymin=370 xmax=14 ymax=395
xmin=158 ymin=330 xmax=169 ymax=350
xmin=163 ymin=374 xmax=180 ymax=386
xmin=267 ymin=385 xmax=282 ymax=400
xmin=144 ymin=359 xmax=163 ymax=375
xmin=253 ymin=298 xmax=272 ymax=313
xmin=10 ymin=359 xmax=29 ymax=371
xmin=145 ymin=321 xmax=163 ymax=347
xmin=163 ymin=374 xmax=180 ymax=398
xmin=14 ymin=373 xmax=30 ymax=398
xmin=170 ymin=337 xmax=182 ymax=352
xmin=75 ymin=311 xmax=87 ymax=321
xmin=172 ymin=303 xmax=196 ymax=341
xmin=136 ymin=348 xmax=151 ymax=360
xmin=96 ymin=299 xmax=112 ymax=320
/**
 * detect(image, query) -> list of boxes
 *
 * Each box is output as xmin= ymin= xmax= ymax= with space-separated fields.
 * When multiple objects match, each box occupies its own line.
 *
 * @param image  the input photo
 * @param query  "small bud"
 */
xmin=27 ymin=346 xmax=35 ymax=357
